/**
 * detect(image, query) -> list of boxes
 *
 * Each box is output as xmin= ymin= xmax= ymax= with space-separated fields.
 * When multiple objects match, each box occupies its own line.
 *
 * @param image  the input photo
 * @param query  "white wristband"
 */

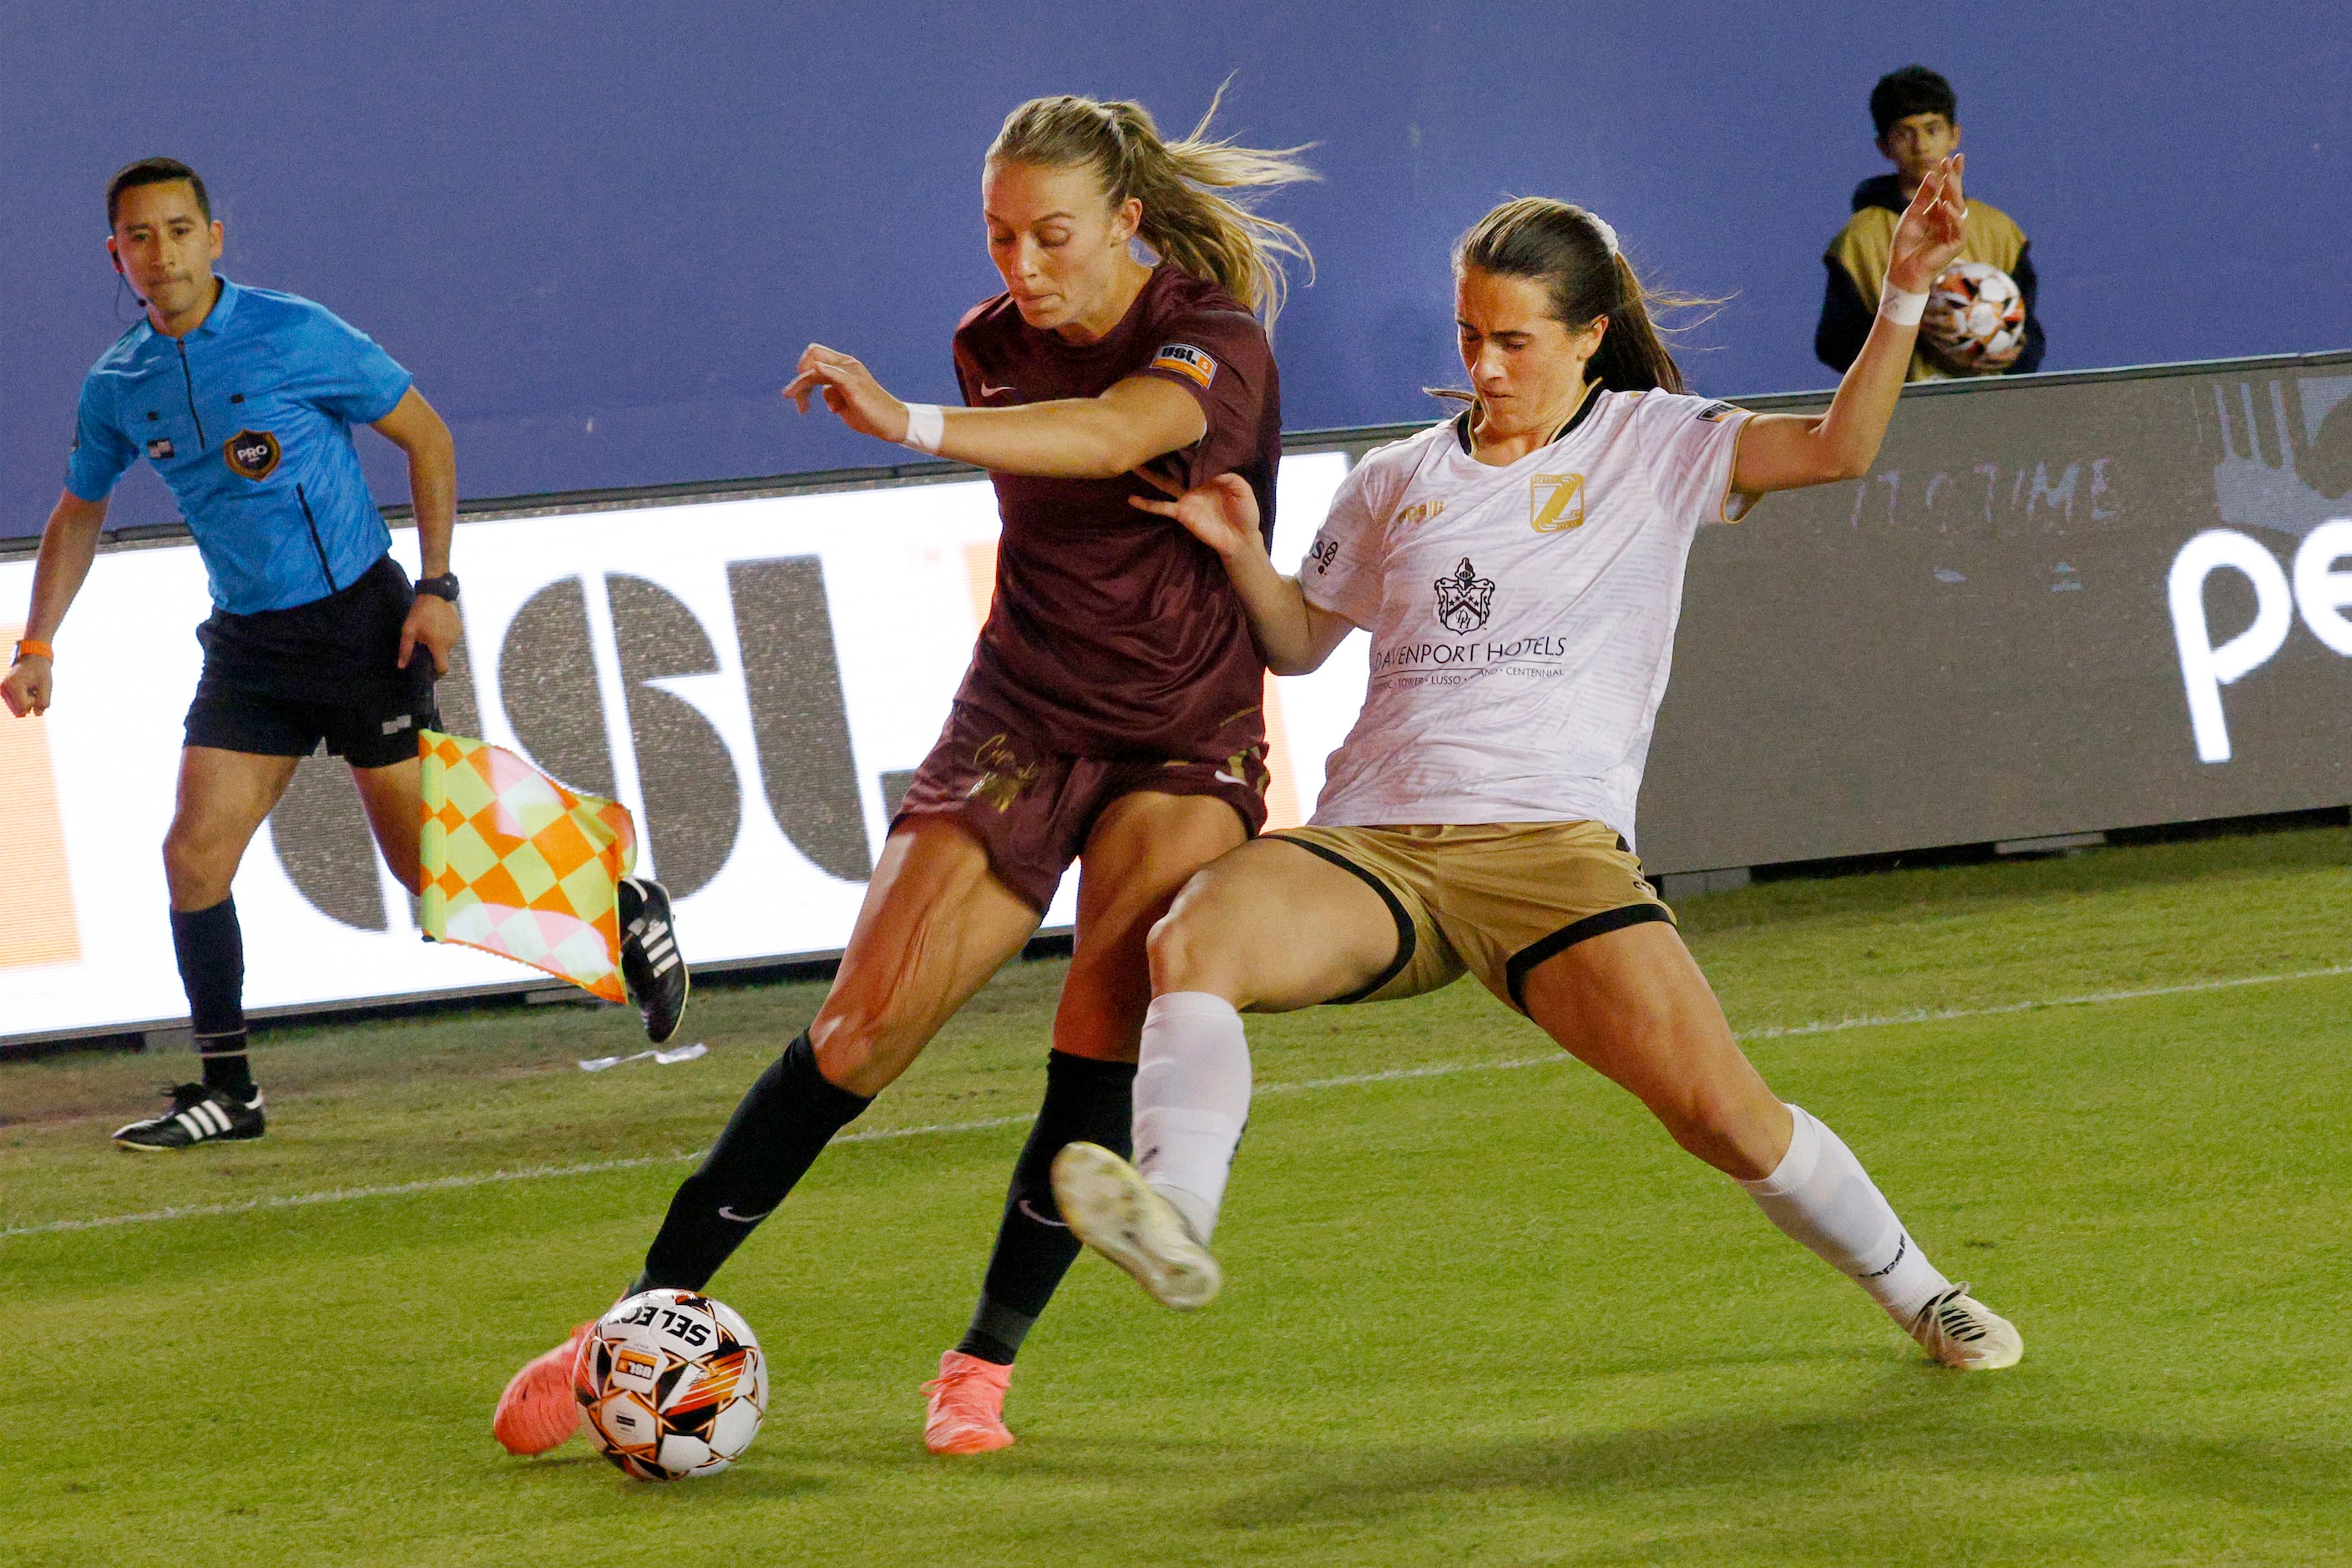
xmin=1879 ymin=286 xmax=1929 ymax=326
xmin=899 ymin=402 xmax=945 ymax=455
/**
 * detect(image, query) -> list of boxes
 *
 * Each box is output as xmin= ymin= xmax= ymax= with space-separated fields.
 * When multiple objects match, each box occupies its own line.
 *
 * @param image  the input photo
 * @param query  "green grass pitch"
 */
xmin=5 ymin=827 xmax=2351 ymax=1565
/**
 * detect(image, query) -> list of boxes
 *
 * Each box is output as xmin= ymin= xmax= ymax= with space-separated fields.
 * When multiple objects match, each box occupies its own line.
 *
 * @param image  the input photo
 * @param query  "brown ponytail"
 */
xmin=1451 ymin=197 xmax=1709 ymax=395
xmin=989 ymin=86 xmax=1316 ymax=325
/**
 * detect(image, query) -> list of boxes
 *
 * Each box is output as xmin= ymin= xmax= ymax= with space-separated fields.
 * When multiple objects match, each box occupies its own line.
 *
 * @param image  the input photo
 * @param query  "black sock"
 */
xmin=171 ymin=898 xmax=253 ymax=1099
xmin=635 ymin=1033 xmax=872 ymax=1294
xmin=956 ymin=1050 xmax=1137 ymax=1365
xmin=199 ymin=1034 xmax=255 ymax=1099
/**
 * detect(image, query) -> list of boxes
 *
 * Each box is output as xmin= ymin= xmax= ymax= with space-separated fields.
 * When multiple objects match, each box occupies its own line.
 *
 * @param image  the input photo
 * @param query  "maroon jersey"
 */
xmin=951 ymin=263 xmax=1280 ymax=761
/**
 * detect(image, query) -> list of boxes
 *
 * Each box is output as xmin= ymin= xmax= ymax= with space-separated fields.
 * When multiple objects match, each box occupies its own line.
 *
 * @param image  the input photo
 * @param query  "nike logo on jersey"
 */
xmin=716 ymin=1206 xmax=772 ymax=1224
xmin=1016 ymin=1198 xmax=1068 ymax=1229
xmin=977 ymin=382 xmax=1019 ymax=399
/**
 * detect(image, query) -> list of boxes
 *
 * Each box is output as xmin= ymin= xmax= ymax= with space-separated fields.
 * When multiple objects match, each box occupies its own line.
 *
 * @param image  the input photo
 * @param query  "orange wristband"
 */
xmin=13 ymin=640 xmax=53 ymax=663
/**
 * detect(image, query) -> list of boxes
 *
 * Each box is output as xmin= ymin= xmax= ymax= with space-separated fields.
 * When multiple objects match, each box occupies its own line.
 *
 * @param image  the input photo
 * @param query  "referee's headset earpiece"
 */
xmin=109 ymin=242 xmax=146 ymax=321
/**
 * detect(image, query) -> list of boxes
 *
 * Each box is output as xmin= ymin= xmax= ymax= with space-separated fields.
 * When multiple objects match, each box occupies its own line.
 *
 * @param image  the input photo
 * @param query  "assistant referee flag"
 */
xmin=417 ymin=731 xmax=637 ymax=1001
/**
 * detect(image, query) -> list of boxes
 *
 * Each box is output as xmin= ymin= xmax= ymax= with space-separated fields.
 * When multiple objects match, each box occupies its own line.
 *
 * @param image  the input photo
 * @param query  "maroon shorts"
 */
xmin=892 ymin=704 xmax=1271 ymax=911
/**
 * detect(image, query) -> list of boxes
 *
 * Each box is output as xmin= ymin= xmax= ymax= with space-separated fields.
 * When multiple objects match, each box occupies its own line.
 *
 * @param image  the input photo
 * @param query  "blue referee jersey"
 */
xmin=66 ymin=276 xmax=415 ymax=616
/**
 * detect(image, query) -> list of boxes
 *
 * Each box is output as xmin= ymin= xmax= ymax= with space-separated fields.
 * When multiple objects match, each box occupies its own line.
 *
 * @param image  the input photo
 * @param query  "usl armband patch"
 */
xmin=1150 ymin=343 xmax=1217 ymax=389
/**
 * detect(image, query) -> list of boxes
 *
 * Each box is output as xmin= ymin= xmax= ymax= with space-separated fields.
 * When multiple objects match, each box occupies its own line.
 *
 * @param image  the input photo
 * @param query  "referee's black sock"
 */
xmin=956 ymin=1050 xmax=1137 ymax=1365
xmin=171 ymin=898 xmax=255 ymax=1100
xmin=633 ymin=1033 xmax=872 ymax=1295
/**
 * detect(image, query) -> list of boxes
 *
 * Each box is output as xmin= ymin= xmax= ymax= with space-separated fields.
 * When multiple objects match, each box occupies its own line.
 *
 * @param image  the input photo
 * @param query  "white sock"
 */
xmin=1738 ymin=1104 xmax=1950 ymax=1323
xmin=1132 ymin=991 xmax=1252 ymax=1242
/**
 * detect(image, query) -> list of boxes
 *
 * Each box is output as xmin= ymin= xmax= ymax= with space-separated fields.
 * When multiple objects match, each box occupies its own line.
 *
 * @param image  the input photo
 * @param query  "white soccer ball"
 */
xmin=1920 ymin=260 xmax=2027 ymax=373
xmin=575 ymin=1288 xmax=767 ymax=1480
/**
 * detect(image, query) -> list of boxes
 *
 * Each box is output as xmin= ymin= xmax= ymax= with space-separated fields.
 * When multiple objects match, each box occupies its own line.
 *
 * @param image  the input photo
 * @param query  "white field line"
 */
xmin=8 ymin=962 xmax=2349 ymax=1242
xmin=1732 ymin=962 xmax=2352 ymax=1041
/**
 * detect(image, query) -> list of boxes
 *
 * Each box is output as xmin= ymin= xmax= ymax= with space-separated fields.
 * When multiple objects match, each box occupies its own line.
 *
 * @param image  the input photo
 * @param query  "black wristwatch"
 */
xmin=414 ymin=573 xmax=461 ymax=604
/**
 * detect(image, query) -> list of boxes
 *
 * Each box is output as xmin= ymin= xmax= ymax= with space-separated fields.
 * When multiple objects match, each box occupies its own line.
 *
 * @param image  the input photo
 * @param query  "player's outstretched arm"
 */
xmin=371 ymin=388 xmax=462 ymax=676
xmin=3 ymin=490 xmax=110 ymax=718
xmin=783 ymin=344 xmax=1206 ymax=480
xmin=1129 ymin=473 xmax=1353 ymax=675
xmin=1732 ymin=153 xmax=1970 ymax=498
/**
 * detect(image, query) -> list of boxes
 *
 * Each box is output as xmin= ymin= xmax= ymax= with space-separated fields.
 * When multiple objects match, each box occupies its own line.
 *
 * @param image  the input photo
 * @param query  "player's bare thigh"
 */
xmin=351 ymin=756 xmax=425 ymax=894
xmin=1145 ymin=836 xmax=1399 ymax=1013
xmin=1053 ymin=791 xmax=1250 ymax=1062
xmin=807 ymin=812 xmax=1040 ymax=1096
xmin=163 ymin=746 xmax=301 ymax=910
xmin=1516 ymin=920 xmax=1792 ymax=1181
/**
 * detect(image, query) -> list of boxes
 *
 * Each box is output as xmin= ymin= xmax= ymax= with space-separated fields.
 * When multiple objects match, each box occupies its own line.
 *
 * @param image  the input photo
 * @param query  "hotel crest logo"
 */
xmin=1434 ymin=557 xmax=1495 ymax=635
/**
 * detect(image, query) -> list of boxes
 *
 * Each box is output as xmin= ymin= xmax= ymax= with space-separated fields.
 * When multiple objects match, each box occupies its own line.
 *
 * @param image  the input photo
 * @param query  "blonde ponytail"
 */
xmin=989 ymin=85 xmax=1316 ymax=325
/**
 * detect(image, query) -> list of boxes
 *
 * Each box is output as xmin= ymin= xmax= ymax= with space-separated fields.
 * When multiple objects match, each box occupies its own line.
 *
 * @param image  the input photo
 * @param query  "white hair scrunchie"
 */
xmin=1586 ymin=212 xmax=1621 ymax=257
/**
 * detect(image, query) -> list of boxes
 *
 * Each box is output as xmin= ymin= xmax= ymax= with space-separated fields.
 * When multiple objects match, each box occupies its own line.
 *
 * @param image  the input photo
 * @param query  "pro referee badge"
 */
xmin=225 ymin=428 xmax=282 ymax=480
xmin=1530 ymin=473 xmax=1586 ymax=533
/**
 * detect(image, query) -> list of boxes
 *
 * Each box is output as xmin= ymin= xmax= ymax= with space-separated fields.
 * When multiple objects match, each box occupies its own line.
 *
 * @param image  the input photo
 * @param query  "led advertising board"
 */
xmin=6 ymin=352 xmax=2349 ymax=1044
xmin=0 ymin=455 xmax=1360 ymax=1044
xmin=1639 ymin=354 xmax=2352 ymax=871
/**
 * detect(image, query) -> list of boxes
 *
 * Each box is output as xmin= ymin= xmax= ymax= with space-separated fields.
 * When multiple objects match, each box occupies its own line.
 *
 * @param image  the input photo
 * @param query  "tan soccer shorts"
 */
xmin=1265 ymin=820 xmax=1676 ymax=1014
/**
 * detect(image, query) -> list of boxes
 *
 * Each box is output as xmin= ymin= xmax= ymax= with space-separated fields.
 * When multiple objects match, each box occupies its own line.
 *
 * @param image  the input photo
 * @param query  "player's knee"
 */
xmin=805 ymin=1018 xmax=888 ymax=1092
xmin=160 ymin=824 xmax=230 ymax=898
xmin=1656 ymin=1081 xmax=1775 ymax=1179
xmin=1144 ymin=901 xmax=1222 ymax=995
xmin=806 ymin=996 xmax=927 ymax=1094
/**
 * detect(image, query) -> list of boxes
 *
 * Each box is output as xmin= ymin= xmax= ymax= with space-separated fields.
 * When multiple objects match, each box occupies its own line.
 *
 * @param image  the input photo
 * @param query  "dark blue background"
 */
xmin=3 ymin=1 xmax=2345 ymax=536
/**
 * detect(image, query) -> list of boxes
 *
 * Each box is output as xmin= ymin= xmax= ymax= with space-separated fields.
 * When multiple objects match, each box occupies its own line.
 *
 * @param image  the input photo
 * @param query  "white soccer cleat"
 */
xmin=1908 ymin=1282 xmax=2023 ymax=1369
xmin=1051 ymin=1141 xmax=1223 ymax=1311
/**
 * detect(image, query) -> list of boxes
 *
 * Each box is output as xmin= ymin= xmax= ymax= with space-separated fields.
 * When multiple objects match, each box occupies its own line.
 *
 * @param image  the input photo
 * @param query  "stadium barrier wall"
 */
xmin=3 ymin=350 xmax=2348 ymax=1047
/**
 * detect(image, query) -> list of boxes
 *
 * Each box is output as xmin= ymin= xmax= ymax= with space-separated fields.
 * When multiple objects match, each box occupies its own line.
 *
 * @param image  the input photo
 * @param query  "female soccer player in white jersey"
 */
xmin=1053 ymin=155 xmax=2024 ymax=1371
xmin=494 ymin=92 xmax=1312 ymax=1458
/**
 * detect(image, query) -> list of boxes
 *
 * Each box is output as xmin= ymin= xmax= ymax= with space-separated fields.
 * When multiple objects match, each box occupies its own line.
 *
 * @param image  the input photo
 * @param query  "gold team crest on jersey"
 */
xmin=1530 ymin=473 xmax=1586 ymax=533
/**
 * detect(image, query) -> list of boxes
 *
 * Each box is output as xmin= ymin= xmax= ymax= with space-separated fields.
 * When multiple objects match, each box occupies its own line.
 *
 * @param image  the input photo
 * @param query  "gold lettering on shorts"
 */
xmin=965 ymin=732 xmax=1039 ymax=812
xmin=1226 ymin=748 xmax=1269 ymax=797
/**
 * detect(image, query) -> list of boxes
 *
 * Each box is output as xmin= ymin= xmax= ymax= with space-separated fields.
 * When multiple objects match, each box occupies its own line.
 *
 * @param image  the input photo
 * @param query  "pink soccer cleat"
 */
xmin=922 ymin=1349 xmax=1016 ymax=1454
xmin=493 ymin=1321 xmax=594 ymax=1456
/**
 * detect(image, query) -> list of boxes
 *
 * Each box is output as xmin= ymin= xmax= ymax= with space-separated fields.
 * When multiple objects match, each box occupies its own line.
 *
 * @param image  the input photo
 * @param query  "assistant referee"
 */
xmin=1 ymin=158 xmax=688 ymax=1150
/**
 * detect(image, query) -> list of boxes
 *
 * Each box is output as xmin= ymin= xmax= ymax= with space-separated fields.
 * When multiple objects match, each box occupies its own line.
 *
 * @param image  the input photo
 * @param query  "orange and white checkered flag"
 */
xmin=417 ymin=731 xmax=637 ymax=1002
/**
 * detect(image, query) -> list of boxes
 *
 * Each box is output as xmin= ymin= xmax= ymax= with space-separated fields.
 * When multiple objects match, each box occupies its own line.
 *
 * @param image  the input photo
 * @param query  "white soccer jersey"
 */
xmin=1300 ymin=387 xmax=1755 ymax=847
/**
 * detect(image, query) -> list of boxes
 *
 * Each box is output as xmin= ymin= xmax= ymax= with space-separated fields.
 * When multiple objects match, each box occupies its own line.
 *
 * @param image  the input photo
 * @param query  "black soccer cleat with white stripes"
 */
xmin=617 ymin=876 xmax=690 ymax=1044
xmin=113 ymin=1083 xmax=266 ymax=1151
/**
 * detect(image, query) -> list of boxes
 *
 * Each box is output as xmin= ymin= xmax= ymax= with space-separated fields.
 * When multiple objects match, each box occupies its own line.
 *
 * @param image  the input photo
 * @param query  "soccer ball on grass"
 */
xmin=575 ymin=1288 xmax=766 ymax=1480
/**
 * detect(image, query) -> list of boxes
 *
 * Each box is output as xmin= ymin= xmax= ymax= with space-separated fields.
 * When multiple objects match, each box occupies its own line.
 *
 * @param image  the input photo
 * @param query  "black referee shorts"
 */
xmin=184 ymin=680 xmax=438 ymax=770
xmin=183 ymin=553 xmax=441 ymax=771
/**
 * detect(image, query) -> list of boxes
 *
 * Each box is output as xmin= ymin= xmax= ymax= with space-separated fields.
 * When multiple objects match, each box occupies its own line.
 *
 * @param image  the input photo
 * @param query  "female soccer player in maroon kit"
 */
xmin=494 ymin=91 xmax=1311 ymax=1457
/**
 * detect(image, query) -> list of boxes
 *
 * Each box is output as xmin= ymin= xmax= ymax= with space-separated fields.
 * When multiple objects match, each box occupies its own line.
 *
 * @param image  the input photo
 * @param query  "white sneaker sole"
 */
xmin=1051 ymin=1142 xmax=1222 ymax=1311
